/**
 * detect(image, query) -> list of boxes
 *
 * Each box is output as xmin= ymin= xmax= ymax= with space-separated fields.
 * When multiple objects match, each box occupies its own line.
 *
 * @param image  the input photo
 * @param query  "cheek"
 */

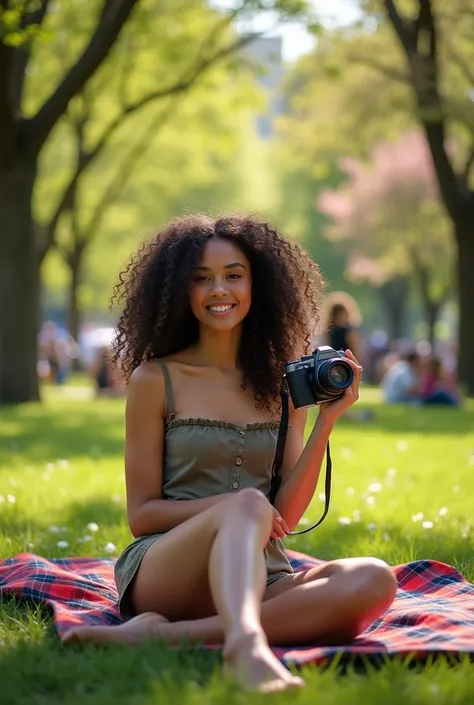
xmin=188 ymin=286 xmax=205 ymax=315
xmin=237 ymin=280 xmax=252 ymax=310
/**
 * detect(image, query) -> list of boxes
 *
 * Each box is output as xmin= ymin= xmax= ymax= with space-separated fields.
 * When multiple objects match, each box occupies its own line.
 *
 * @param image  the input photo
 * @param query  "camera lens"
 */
xmin=328 ymin=364 xmax=352 ymax=386
xmin=316 ymin=359 xmax=354 ymax=398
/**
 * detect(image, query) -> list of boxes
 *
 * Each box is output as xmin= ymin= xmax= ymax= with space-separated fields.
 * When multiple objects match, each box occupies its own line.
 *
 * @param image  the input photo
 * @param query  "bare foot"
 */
xmin=223 ymin=632 xmax=305 ymax=693
xmin=61 ymin=612 xmax=169 ymax=646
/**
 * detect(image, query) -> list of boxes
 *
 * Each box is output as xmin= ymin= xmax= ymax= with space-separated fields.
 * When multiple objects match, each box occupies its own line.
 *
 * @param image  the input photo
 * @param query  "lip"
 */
xmin=205 ymin=303 xmax=237 ymax=317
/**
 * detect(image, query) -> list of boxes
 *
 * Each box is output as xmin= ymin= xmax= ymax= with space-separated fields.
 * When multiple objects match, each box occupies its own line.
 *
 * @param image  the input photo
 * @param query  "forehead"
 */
xmin=198 ymin=237 xmax=249 ymax=269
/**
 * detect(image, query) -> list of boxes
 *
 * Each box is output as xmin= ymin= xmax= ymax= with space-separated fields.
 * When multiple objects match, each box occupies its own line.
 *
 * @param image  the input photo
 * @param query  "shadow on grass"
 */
xmin=0 ymin=403 xmax=125 ymax=464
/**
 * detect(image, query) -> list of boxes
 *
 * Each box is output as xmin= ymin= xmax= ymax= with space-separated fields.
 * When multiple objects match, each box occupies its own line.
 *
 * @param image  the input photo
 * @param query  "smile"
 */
xmin=206 ymin=304 xmax=236 ymax=315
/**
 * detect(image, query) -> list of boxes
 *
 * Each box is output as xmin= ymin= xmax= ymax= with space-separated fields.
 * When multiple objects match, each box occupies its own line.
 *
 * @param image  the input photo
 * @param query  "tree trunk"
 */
xmin=0 ymin=162 xmax=40 ymax=403
xmin=67 ymin=251 xmax=82 ymax=344
xmin=378 ymin=276 xmax=410 ymax=342
xmin=412 ymin=258 xmax=446 ymax=351
xmin=456 ymin=219 xmax=474 ymax=396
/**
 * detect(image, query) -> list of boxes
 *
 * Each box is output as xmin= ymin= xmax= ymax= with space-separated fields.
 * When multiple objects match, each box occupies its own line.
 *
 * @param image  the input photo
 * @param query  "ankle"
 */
xmin=223 ymin=628 xmax=267 ymax=661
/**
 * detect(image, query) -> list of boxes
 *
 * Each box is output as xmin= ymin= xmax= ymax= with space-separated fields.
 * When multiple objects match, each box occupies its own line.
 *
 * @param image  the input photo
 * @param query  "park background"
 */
xmin=1 ymin=1 xmax=474 ymax=704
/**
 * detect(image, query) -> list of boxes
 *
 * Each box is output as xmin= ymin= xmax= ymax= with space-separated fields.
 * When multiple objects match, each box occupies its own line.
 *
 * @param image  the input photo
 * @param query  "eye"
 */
xmin=227 ymin=273 xmax=242 ymax=279
xmin=194 ymin=275 xmax=209 ymax=283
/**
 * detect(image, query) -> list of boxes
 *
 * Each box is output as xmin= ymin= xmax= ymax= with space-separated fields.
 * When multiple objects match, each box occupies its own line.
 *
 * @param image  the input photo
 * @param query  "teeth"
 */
xmin=208 ymin=304 xmax=233 ymax=312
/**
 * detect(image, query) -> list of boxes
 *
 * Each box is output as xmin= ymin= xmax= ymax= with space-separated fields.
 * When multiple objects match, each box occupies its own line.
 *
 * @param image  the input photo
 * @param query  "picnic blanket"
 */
xmin=1 ymin=549 xmax=474 ymax=667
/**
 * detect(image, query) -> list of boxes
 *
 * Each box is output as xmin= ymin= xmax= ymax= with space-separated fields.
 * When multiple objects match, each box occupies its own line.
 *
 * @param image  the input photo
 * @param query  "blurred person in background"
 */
xmin=37 ymin=321 xmax=78 ymax=384
xmin=322 ymin=292 xmax=362 ymax=364
xmin=381 ymin=351 xmax=422 ymax=404
xmin=421 ymin=356 xmax=460 ymax=407
xmin=89 ymin=346 xmax=123 ymax=398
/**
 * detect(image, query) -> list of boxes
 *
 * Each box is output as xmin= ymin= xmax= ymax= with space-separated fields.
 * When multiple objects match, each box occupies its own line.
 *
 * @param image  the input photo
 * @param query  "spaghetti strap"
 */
xmin=154 ymin=360 xmax=176 ymax=422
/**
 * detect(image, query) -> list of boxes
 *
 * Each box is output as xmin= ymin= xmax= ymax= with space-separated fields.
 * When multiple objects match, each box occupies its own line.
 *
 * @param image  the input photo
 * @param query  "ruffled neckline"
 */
xmin=166 ymin=417 xmax=280 ymax=432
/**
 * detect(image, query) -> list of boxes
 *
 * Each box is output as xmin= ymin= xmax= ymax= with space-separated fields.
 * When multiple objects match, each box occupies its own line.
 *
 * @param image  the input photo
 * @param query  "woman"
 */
xmin=62 ymin=214 xmax=396 ymax=692
xmin=325 ymin=301 xmax=361 ymax=364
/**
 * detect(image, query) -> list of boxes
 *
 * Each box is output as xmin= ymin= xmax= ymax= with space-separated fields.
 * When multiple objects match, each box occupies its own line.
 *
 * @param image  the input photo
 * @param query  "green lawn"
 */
xmin=1 ymin=382 xmax=474 ymax=705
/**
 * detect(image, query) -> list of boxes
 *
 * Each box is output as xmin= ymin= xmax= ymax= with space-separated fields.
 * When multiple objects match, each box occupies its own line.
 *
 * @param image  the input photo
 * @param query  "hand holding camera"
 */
xmin=284 ymin=346 xmax=362 ymax=422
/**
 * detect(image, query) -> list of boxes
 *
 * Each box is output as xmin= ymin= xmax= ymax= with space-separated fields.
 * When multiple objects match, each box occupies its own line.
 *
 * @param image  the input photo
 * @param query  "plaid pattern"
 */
xmin=1 ymin=550 xmax=474 ymax=667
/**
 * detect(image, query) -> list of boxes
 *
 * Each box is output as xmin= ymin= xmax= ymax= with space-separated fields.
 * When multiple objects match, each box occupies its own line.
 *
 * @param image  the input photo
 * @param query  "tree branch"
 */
xmin=9 ymin=0 xmax=51 ymax=116
xmin=38 ymin=27 xmax=261 ymax=260
xmin=58 ymin=100 xmax=179 ymax=264
xmin=462 ymin=146 xmax=474 ymax=190
xmin=383 ymin=0 xmax=415 ymax=54
xmin=27 ymin=0 xmax=140 ymax=154
xmin=347 ymin=52 xmax=410 ymax=84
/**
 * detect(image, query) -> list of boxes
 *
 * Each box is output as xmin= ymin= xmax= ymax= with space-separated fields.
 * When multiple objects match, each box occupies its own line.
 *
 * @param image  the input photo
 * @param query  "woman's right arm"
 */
xmin=125 ymin=364 xmax=230 ymax=537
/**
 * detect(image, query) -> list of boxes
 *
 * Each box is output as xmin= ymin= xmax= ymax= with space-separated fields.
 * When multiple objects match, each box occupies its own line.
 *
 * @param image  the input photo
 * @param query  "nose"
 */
xmin=210 ymin=277 xmax=229 ymax=297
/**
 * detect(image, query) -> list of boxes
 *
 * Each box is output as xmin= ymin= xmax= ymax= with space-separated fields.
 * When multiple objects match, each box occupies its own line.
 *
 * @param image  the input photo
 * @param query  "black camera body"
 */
xmin=284 ymin=346 xmax=354 ymax=409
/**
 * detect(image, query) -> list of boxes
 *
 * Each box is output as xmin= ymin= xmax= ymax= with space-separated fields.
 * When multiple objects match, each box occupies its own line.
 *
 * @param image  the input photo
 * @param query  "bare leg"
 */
xmin=63 ymin=488 xmax=303 ymax=692
xmin=63 ymin=556 xmax=396 ymax=647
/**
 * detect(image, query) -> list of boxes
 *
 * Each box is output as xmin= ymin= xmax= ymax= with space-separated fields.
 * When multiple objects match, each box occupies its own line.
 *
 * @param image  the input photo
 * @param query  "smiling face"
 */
xmin=188 ymin=238 xmax=252 ymax=331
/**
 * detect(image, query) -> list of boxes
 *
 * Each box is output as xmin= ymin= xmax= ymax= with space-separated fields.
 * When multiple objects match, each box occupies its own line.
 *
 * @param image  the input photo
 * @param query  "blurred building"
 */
xmin=245 ymin=37 xmax=284 ymax=139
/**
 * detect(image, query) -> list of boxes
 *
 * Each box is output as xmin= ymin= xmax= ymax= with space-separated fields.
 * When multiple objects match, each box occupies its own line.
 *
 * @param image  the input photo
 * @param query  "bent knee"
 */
xmin=358 ymin=557 xmax=397 ymax=604
xmin=230 ymin=487 xmax=273 ymax=522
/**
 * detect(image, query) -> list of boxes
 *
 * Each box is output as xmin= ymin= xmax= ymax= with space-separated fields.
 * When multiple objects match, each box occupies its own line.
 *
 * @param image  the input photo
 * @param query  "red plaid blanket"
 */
xmin=1 ymin=550 xmax=474 ymax=667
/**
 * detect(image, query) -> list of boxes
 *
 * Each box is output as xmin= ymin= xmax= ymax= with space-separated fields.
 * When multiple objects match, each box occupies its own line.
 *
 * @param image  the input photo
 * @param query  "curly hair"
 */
xmin=111 ymin=213 xmax=326 ymax=408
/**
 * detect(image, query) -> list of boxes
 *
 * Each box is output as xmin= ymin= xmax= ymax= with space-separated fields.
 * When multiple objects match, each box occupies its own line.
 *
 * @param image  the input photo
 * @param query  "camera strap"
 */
xmin=269 ymin=382 xmax=332 ymax=536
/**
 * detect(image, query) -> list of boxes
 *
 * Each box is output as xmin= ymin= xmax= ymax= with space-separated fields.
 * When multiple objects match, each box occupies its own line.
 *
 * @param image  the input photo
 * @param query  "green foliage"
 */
xmin=35 ymin=0 xmax=266 ymax=317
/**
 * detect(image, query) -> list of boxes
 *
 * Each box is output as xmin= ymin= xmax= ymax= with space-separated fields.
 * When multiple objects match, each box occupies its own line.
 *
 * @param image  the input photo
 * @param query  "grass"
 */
xmin=1 ymin=380 xmax=474 ymax=704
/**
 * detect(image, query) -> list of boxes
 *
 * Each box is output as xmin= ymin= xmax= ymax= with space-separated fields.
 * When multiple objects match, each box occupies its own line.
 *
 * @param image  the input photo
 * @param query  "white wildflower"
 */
xmin=387 ymin=468 xmax=397 ymax=478
xmin=57 ymin=459 xmax=70 ymax=469
xmin=77 ymin=535 xmax=93 ymax=543
xmin=338 ymin=517 xmax=352 ymax=526
xmin=422 ymin=521 xmax=434 ymax=530
xmin=104 ymin=542 xmax=117 ymax=553
xmin=412 ymin=513 xmax=424 ymax=522
xmin=56 ymin=541 xmax=69 ymax=549
xmin=352 ymin=510 xmax=361 ymax=522
xmin=366 ymin=496 xmax=376 ymax=506
xmin=368 ymin=482 xmax=382 ymax=493
xmin=367 ymin=523 xmax=377 ymax=531
xmin=48 ymin=525 xmax=61 ymax=533
xmin=7 ymin=494 xmax=16 ymax=504
xmin=87 ymin=522 xmax=99 ymax=532
xmin=396 ymin=440 xmax=408 ymax=452
xmin=438 ymin=507 xmax=448 ymax=517
xmin=318 ymin=493 xmax=325 ymax=502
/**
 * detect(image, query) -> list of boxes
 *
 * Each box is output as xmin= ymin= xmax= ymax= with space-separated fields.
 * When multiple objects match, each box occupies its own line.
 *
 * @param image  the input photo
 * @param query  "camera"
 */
xmin=284 ymin=346 xmax=354 ymax=409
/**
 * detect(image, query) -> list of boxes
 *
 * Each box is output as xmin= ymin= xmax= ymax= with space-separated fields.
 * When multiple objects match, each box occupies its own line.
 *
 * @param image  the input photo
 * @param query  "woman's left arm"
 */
xmin=274 ymin=350 xmax=362 ymax=531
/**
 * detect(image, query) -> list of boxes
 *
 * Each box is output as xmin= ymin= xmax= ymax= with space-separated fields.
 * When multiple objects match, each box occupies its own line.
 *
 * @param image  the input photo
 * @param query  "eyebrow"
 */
xmin=194 ymin=262 xmax=247 ymax=271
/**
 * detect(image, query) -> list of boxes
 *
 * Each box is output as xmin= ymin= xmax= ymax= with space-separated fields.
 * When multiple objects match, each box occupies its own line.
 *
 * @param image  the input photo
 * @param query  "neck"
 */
xmin=194 ymin=325 xmax=242 ymax=370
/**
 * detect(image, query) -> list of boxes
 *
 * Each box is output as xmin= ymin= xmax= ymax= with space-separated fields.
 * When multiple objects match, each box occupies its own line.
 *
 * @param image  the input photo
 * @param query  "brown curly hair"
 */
xmin=111 ymin=213 xmax=326 ymax=408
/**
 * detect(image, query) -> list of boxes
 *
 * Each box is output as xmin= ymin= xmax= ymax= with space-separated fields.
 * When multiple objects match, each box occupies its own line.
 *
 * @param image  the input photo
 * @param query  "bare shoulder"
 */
xmin=128 ymin=361 xmax=167 ymax=414
xmin=129 ymin=360 xmax=165 ymax=388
